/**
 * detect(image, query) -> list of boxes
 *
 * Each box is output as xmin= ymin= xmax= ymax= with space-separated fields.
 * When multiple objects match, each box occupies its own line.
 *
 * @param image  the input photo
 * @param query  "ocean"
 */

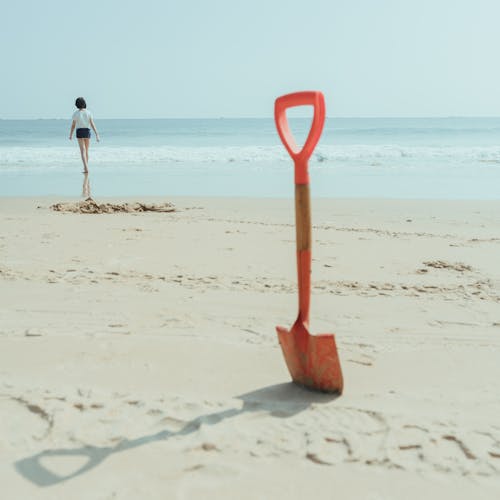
xmin=1 ymin=117 xmax=500 ymax=199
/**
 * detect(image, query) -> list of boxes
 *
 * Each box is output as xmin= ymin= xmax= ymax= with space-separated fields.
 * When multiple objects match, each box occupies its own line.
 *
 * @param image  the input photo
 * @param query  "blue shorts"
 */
xmin=76 ymin=128 xmax=91 ymax=139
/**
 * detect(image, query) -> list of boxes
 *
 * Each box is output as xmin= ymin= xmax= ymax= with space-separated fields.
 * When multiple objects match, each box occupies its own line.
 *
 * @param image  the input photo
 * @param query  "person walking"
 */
xmin=69 ymin=97 xmax=100 ymax=173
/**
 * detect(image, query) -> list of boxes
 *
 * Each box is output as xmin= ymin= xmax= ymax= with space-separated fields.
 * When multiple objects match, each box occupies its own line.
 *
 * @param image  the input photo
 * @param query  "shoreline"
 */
xmin=3 ymin=194 xmax=500 ymax=202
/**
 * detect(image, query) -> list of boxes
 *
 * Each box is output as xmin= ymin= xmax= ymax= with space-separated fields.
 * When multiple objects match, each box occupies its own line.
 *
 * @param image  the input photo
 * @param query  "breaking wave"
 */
xmin=2 ymin=144 xmax=500 ymax=172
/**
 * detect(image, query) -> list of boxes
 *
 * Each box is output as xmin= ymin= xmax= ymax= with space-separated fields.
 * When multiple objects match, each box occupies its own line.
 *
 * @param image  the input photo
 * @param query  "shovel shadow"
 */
xmin=15 ymin=382 xmax=338 ymax=487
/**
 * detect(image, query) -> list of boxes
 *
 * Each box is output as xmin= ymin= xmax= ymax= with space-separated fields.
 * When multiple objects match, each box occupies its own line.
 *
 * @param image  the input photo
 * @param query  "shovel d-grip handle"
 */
xmin=274 ymin=91 xmax=326 ymax=326
xmin=274 ymin=91 xmax=326 ymax=185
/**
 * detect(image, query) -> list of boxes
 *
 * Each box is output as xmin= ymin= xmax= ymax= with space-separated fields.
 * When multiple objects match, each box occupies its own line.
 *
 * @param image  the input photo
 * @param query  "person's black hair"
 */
xmin=75 ymin=97 xmax=87 ymax=109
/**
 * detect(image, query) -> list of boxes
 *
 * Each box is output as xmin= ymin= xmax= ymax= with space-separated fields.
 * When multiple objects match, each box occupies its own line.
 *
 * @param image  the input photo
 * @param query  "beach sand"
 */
xmin=1 ymin=196 xmax=499 ymax=499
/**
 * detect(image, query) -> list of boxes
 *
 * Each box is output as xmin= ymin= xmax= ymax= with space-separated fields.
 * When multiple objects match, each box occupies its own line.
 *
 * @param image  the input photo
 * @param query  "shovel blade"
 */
xmin=276 ymin=323 xmax=343 ymax=394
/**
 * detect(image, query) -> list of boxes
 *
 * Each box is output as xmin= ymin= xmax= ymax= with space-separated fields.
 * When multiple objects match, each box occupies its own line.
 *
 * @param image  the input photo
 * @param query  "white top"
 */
xmin=72 ymin=109 xmax=93 ymax=129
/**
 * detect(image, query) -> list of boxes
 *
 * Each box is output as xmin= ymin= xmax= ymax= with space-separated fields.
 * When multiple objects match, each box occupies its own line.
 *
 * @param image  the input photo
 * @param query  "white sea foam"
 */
xmin=1 ymin=144 xmax=500 ymax=172
xmin=0 ymin=146 xmax=285 ymax=170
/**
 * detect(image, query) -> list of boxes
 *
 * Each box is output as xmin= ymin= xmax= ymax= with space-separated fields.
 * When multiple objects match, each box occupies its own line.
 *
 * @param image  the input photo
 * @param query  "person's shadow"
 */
xmin=15 ymin=383 xmax=339 ymax=487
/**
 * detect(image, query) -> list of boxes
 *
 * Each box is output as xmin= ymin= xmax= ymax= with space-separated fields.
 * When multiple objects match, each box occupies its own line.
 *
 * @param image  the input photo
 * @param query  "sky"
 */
xmin=1 ymin=0 xmax=500 ymax=119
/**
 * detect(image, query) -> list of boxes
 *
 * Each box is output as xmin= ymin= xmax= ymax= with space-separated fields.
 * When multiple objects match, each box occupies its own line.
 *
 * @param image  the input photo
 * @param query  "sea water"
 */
xmin=0 ymin=117 xmax=499 ymax=199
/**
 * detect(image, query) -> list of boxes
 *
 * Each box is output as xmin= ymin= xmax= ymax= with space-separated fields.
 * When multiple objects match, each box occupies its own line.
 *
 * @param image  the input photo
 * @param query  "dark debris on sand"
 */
xmin=50 ymin=198 xmax=176 ymax=214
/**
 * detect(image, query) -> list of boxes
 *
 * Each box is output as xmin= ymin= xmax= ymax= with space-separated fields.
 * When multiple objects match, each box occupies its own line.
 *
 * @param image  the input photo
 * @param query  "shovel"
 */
xmin=274 ymin=91 xmax=343 ymax=394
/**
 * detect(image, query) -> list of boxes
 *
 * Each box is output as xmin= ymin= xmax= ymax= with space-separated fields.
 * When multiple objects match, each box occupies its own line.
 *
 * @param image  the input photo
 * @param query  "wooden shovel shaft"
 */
xmin=295 ymin=184 xmax=311 ymax=251
xmin=295 ymin=181 xmax=312 ymax=325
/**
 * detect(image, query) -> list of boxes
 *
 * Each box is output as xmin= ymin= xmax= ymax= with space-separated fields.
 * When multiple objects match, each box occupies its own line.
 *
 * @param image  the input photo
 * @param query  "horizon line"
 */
xmin=3 ymin=115 xmax=500 ymax=121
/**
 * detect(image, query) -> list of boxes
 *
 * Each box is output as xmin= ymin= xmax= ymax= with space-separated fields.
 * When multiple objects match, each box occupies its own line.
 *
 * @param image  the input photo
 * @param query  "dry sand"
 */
xmin=1 ymin=196 xmax=499 ymax=499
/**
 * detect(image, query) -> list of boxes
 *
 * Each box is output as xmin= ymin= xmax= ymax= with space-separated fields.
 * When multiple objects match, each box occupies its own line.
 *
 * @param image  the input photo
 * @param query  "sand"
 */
xmin=1 ymin=196 xmax=499 ymax=499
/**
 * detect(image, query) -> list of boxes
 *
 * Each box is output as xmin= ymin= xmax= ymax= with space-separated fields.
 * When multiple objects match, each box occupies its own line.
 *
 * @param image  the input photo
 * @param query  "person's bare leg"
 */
xmin=84 ymin=138 xmax=90 ymax=166
xmin=78 ymin=138 xmax=88 ymax=173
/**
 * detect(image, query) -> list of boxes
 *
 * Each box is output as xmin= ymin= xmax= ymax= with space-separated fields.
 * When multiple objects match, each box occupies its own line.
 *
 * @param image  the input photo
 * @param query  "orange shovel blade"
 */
xmin=276 ymin=323 xmax=343 ymax=393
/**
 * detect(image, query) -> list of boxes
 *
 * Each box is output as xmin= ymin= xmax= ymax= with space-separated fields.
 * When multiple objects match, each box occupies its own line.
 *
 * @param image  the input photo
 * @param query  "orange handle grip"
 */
xmin=274 ymin=91 xmax=326 ymax=185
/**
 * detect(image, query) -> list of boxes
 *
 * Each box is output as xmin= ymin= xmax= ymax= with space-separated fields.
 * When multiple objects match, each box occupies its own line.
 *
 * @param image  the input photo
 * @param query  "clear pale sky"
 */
xmin=1 ymin=0 xmax=500 ymax=119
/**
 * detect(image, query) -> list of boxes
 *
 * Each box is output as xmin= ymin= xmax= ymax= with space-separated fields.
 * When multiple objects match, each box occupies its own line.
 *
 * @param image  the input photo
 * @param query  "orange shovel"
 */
xmin=274 ymin=91 xmax=343 ymax=393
